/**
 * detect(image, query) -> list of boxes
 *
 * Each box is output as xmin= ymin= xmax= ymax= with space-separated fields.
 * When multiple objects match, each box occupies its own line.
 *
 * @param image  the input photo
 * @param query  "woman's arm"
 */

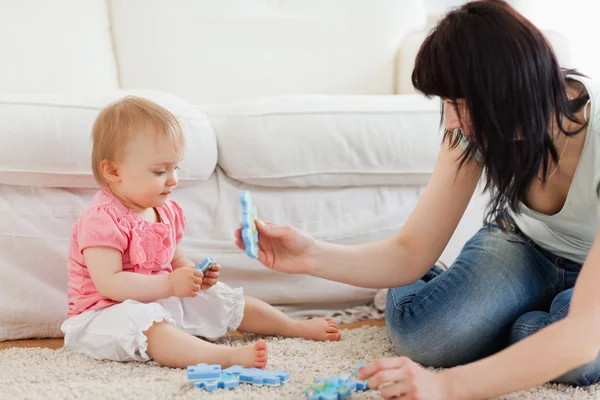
xmin=444 ymin=232 xmax=600 ymax=399
xmin=84 ymin=247 xmax=172 ymax=302
xmin=305 ymin=140 xmax=483 ymax=288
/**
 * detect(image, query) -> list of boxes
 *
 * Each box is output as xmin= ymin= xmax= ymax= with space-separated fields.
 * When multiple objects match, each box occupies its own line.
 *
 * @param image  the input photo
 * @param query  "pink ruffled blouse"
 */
xmin=66 ymin=189 xmax=185 ymax=317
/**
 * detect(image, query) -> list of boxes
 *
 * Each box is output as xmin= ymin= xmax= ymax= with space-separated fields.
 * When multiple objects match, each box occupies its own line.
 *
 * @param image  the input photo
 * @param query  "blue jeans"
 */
xmin=385 ymin=212 xmax=600 ymax=386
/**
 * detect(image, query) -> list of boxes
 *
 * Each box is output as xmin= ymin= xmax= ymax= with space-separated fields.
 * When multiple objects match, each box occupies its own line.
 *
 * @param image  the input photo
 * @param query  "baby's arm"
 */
xmin=84 ymin=246 xmax=202 ymax=302
xmin=171 ymin=245 xmax=195 ymax=270
xmin=171 ymin=245 xmax=221 ymax=290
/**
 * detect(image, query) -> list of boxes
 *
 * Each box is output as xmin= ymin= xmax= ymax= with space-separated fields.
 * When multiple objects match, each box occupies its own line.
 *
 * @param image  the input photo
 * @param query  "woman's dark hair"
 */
xmin=411 ymin=0 xmax=588 ymax=223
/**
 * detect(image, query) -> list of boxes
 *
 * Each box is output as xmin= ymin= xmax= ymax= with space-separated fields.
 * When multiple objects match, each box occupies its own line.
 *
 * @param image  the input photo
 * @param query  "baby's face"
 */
xmin=115 ymin=129 xmax=184 ymax=210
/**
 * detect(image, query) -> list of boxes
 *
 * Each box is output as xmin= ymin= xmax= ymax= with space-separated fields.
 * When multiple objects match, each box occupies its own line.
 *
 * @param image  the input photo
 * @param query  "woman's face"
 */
xmin=443 ymin=98 xmax=472 ymax=138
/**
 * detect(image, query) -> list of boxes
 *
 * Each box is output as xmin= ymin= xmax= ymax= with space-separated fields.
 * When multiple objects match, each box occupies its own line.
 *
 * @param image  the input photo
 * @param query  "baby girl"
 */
xmin=61 ymin=96 xmax=340 ymax=369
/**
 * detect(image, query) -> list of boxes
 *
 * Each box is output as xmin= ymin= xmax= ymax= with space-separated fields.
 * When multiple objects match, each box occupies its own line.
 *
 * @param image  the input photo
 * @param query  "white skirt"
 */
xmin=61 ymin=282 xmax=245 ymax=362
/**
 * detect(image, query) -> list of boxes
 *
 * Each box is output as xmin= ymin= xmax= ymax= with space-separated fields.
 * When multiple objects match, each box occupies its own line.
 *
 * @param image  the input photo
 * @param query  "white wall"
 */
xmin=423 ymin=0 xmax=465 ymax=14
xmin=512 ymin=0 xmax=599 ymax=79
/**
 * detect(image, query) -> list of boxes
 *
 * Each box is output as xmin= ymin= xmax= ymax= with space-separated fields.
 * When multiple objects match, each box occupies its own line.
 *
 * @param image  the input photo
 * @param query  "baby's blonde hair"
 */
xmin=91 ymin=96 xmax=186 ymax=186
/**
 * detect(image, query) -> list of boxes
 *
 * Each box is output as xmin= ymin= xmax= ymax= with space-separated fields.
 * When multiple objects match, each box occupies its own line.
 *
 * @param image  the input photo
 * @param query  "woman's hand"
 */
xmin=359 ymin=357 xmax=453 ymax=400
xmin=201 ymin=263 xmax=220 ymax=290
xmin=234 ymin=220 xmax=316 ymax=274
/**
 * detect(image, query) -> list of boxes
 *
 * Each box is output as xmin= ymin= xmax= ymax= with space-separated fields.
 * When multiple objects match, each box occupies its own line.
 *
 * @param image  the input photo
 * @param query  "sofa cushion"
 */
xmin=0 ymin=91 xmax=218 ymax=188
xmin=205 ymin=94 xmax=442 ymax=187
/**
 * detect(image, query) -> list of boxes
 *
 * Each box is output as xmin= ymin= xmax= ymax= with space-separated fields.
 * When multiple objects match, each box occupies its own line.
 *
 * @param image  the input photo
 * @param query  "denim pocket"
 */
xmin=493 ymin=213 xmax=535 ymax=247
xmin=503 ymin=230 xmax=534 ymax=246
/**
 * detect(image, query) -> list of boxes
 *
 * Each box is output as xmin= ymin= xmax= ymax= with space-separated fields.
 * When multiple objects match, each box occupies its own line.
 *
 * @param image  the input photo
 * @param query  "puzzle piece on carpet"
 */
xmin=304 ymin=363 xmax=369 ymax=399
xmin=187 ymin=363 xmax=290 ymax=392
xmin=240 ymin=191 xmax=259 ymax=259
xmin=195 ymin=257 xmax=217 ymax=273
xmin=193 ymin=372 xmax=240 ymax=392
xmin=223 ymin=365 xmax=290 ymax=386
xmin=187 ymin=363 xmax=221 ymax=380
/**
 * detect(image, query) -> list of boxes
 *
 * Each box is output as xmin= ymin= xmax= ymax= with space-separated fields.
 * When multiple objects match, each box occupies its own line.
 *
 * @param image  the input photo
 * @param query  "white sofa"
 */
xmin=0 ymin=0 xmax=570 ymax=341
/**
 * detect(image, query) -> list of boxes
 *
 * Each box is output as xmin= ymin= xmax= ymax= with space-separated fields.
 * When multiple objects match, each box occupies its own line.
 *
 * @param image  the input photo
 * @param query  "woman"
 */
xmin=235 ymin=0 xmax=600 ymax=398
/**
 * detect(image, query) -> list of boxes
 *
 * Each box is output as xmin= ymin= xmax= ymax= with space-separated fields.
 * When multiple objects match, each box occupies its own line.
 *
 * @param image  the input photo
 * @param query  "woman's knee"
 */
xmin=510 ymin=290 xmax=599 ymax=386
xmin=385 ymin=288 xmax=505 ymax=368
xmin=509 ymin=310 xmax=549 ymax=345
xmin=553 ymin=360 xmax=600 ymax=387
xmin=511 ymin=288 xmax=574 ymax=345
xmin=384 ymin=225 xmax=550 ymax=368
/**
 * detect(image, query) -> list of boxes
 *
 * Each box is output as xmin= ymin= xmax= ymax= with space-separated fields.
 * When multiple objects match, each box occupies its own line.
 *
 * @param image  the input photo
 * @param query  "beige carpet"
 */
xmin=0 ymin=326 xmax=598 ymax=399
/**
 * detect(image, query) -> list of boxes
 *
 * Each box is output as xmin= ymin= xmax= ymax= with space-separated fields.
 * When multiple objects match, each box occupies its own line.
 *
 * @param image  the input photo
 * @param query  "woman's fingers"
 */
xmin=359 ymin=357 xmax=408 ymax=380
xmin=378 ymin=381 xmax=415 ymax=399
xmin=368 ymin=364 xmax=411 ymax=390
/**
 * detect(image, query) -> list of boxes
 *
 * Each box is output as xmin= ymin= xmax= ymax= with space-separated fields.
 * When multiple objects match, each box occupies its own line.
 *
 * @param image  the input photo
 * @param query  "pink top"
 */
xmin=67 ymin=189 xmax=185 ymax=317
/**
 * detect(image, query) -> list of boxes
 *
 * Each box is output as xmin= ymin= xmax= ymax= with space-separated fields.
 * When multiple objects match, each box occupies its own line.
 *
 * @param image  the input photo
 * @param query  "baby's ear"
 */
xmin=100 ymin=159 xmax=121 ymax=183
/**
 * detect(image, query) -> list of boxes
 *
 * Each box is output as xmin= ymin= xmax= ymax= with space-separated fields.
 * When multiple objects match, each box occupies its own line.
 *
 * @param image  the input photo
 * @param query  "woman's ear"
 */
xmin=99 ymin=159 xmax=121 ymax=183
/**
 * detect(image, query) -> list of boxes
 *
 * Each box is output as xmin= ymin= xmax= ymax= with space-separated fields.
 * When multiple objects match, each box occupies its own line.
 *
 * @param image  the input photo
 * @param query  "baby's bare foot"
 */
xmin=293 ymin=317 xmax=341 ymax=341
xmin=230 ymin=339 xmax=268 ymax=369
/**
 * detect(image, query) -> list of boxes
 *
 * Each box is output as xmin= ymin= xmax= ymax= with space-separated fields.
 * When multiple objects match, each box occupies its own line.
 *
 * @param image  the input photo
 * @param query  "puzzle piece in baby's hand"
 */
xmin=187 ymin=363 xmax=221 ymax=380
xmin=193 ymin=373 xmax=240 ymax=392
xmin=240 ymin=191 xmax=259 ymax=259
xmin=196 ymin=257 xmax=216 ymax=273
xmin=223 ymin=365 xmax=290 ymax=386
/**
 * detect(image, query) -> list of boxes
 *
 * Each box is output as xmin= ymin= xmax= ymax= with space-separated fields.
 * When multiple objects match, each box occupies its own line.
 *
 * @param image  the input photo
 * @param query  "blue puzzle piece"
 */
xmin=187 ymin=363 xmax=291 ymax=392
xmin=193 ymin=373 xmax=240 ymax=392
xmin=352 ymin=362 xmax=369 ymax=390
xmin=187 ymin=363 xmax=221 ymax=380
xmin=196 ymin=257 xmax=216 ymax=273
xmin=304 ymin=363 xmax=369 ymax=399
xmin=240 ymin=191 xmax=259 ymax=259
xmin=223 ymin=365 xmax=290 ymax=386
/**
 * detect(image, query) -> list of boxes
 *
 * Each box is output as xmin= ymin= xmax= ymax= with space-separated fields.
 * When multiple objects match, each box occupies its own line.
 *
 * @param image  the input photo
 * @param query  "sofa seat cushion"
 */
xmin=0 ymin=91 xmax=217 ymax=188
xmin=205 ymin=94 xmax=442 ymax=187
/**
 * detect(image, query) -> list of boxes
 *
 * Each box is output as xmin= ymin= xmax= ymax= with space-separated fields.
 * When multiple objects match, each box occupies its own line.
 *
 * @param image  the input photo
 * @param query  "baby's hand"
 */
xmin=168 ymin=267 xmax=203 ymax=297
xmin=201 ymin=264 xmax=221 ymax=290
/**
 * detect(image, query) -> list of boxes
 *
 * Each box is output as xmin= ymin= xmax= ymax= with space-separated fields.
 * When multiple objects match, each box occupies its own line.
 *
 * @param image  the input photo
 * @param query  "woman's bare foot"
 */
xmin=291 ymin=317 xmax=341 ymax=341
xmin=230 ymin=339 xmax=268 ymax=369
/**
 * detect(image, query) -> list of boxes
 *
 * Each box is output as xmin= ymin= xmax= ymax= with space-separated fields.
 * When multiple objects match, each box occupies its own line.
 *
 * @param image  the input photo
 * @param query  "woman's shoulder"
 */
xmin=567 ymin=74 xmax=599 ymax=104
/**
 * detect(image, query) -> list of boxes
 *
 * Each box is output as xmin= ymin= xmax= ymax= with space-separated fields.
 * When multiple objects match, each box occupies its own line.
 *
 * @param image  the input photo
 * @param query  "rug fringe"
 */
xmin=281 ymin=289 xmax=388 ymax=324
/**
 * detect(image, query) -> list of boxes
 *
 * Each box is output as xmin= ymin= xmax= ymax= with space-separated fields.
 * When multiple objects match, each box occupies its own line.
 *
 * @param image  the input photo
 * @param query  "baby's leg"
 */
xmin=144 ymin=321 xmax=267 ymax=369
xmin=237 ymin=296 xmax=340 ymax=341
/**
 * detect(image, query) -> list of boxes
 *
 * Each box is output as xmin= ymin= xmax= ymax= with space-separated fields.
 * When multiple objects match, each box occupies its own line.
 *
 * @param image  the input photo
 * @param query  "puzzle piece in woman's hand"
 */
xmin=304 ymin=362 xmax=369 ymax=399
xmin=240 ymin=191 xmax=259 ymax=259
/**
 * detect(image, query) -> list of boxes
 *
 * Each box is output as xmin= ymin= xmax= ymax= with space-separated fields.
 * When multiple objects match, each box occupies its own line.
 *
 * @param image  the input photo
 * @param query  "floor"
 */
xmin=0 ymin=319 xmax=386 ymax=351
